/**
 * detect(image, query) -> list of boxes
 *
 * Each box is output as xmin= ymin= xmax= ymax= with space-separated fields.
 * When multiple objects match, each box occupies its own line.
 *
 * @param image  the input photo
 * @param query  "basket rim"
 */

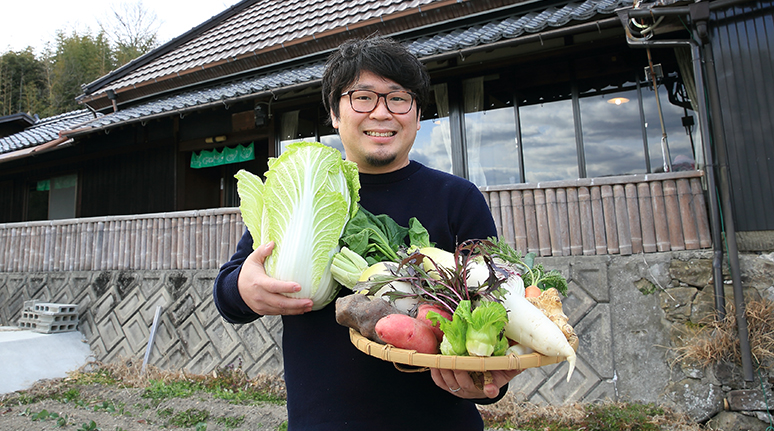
xmin=349 ymin=328 xmax=577 ymax=371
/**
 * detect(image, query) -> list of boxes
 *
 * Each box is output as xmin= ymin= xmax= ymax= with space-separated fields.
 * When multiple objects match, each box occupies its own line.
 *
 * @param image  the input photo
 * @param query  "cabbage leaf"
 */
xmin=235 ymin=141 xmax=360 ymax=310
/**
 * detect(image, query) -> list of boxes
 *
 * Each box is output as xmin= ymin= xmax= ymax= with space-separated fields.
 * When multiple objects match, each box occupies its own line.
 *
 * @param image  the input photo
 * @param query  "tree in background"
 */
xmin=48 ymin=30 xmax=115 ymax=114
xmin=99 ymin=0 xmax=160 ymax=66
xmin=0 ymin=0 xmax=160 ymax=119
xmin=0 ymin=48 xmax=49 ymax=117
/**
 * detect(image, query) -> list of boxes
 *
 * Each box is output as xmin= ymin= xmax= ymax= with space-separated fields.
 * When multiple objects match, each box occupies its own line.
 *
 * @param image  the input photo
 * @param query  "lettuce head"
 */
xmin=235 ymin=141 xmax=360 ymax=310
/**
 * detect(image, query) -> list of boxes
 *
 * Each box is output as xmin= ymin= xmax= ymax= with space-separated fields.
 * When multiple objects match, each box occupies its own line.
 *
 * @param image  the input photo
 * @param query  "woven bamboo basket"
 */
xmin=349 ymin=328 xmax=578 ymax=372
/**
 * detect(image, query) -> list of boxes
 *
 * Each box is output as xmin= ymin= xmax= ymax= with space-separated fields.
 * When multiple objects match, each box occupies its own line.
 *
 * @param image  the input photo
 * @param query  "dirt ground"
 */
xmin=0 ymin=382 xmax=289 ymax=431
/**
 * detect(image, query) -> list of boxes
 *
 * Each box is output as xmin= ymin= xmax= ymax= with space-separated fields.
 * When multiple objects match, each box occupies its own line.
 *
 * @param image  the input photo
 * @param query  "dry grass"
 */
xmin=672 ymin=298 xmax=774 ymax=370
xmin=478 ymin=392 xmax=702 ymax=430
xmin=0 ymin=356 xmax=287 ymax=407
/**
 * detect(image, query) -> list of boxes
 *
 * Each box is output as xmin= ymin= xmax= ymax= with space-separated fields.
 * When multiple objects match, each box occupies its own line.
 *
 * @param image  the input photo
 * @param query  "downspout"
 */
xmin=616 ymin=0 xmax=754 ymax=382
xmin=690 ymin=1 xmax=754 ymax=382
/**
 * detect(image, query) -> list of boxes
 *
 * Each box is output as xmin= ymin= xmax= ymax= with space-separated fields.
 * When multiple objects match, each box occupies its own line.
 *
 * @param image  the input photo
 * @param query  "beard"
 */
xmin=363 ymin=150 xmax=397 ymax=168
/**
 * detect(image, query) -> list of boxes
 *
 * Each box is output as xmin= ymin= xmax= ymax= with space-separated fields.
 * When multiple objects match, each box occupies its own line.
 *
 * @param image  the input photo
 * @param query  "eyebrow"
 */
xmin=350 ymin=83 xmax=407 ymax=92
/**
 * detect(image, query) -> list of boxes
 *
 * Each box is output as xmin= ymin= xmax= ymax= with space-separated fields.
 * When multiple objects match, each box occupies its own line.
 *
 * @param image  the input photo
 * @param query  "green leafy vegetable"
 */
xmin=465 ymin=300 xmax=509 ymax=357
xmin=428 ymin=303 xmax=468 ymax=356
xmin=235 ymin=141 xmax=360 ymax=310
xmin=338 ymin=206 xmax=432 ymax=265
xmin=427 ymin=299 xmax=509 ymax=357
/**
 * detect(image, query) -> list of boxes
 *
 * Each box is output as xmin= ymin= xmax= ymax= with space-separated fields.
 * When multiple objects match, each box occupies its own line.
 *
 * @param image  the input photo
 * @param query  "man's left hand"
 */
xmin=430 ymin=368 xmax=523 ymax=399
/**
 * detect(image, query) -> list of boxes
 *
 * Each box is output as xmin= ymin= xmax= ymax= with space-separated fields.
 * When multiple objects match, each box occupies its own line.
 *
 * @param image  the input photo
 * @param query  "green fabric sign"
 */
xmin=37 ymin=180 xmax=50 ymax=191
xmin=191 ymin=143 xmax=255 ymax=169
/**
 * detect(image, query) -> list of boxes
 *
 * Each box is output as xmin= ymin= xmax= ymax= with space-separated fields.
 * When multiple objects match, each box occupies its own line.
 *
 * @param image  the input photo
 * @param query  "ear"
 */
xmin=416 ymin=109 xmax=422 ymax=131
xmin=330 ymin=110 xmax=340 ymax=129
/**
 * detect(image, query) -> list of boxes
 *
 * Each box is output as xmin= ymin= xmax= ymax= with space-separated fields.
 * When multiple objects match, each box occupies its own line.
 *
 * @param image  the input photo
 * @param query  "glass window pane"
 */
xmin=642 ymin=83 xmax=699 ymax=172
xmin=463 ymin=77 xmax=520 ymax=187
xmin=520 ymin=99 xmax=578 ymax=182
xmin=414 ymin=83 xmax=453 ymax=174
xmin=27 ymin=182 xmax=48 ymax=221
xmin=580 ymin=89 xmax=647 ymax=177
xmin=320 ymin=133 xmax=345 ymax=159
xmin=49 ymin=174 xmax=77 ymax=219
xmin=279 ymin=109 xmax=316 ymax=153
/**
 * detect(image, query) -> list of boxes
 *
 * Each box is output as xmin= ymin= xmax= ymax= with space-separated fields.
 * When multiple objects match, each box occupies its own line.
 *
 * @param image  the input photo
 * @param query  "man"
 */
xmin=213 ymin=36 xmax=520 ymax=430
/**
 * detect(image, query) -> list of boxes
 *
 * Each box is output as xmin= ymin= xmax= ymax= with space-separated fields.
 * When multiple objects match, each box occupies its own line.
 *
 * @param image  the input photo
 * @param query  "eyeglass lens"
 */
xmin=347 ymin=90 xmax=414 ymax=114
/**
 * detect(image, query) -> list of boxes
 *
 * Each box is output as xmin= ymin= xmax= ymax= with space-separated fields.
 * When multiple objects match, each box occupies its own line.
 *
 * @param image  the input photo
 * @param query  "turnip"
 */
xmin=358 ymin=261 xmax=420 ymax=313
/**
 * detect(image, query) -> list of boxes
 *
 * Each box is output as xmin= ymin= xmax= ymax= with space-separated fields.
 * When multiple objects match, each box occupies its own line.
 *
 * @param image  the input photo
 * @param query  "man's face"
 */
xmin=331 ymin=70 xmax=421 ymax=174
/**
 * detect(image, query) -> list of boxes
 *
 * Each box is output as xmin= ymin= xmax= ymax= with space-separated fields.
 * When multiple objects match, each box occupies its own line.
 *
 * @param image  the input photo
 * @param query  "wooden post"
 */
xmin=625 ymin=183 xmax=643 ymax=254
xmin=545 ymin=189 xmax=561 ymax=256
xmin=691 ymin=178 xmax=712 ymax=248
xmin=650 ymin=181 xmax=671 ymax=252
xmin=489 ymin=191 xmax=502 ymax=239
xmin=578 ymin=186 xmax=596 ymax=255
xmin=523 ymin=190 xmax=539 ymax=255
xmin=566 ymin=187 xmax=583 ymax=256
xmin=534 ymin=189 xmax=551 ymax=256
xmin=663 ymin=180 xmax=685 ymax=251
xmin=500 ymin=191 xmax=515 ymax=248
xmin=590 ymin=186 xmax=607 ymax=255
xmin=677 ymin=179 xmax=699 ymax=250
xmin=613 ymin=184 xmax=632 ymax=256
xmin=512 ymin=191 xmax=528 ymax=253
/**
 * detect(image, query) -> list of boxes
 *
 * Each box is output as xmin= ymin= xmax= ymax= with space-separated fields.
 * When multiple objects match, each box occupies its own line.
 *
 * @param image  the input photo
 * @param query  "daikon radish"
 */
xmin=500 ymin=275 xmax=577 ymax=382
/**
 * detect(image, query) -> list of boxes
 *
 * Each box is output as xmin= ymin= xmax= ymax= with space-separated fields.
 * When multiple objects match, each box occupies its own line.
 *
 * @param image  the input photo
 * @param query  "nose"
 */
xmin=369 ymin=95 xmax=392 ymax=118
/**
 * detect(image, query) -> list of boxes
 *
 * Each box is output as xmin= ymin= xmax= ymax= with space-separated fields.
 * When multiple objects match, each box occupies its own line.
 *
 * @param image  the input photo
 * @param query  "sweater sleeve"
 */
xmin=212 ymin=230 xmax=262 ymax=324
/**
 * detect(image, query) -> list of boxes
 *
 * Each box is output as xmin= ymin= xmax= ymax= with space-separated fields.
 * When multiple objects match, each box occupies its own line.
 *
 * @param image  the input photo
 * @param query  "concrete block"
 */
xmin=20 ymin=311 xmax=78 ymax=324
xmin=17 ymin=318 xmax=78 ymax=334
xmin=30 ymin=302 xmax=78 ymax=314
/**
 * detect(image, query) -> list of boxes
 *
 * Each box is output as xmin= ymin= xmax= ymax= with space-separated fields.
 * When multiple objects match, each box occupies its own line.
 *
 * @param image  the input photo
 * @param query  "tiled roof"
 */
xmin=406 ymin=0 xmax=628 ymax=55
xmin=77 ymin=63 xmax=326 ymax=131
xmin=67 ymin=0 xmax=631 ymax=135
xmin=80 ymin=0 xmax=448 ymax=100
xmin=0 ymin=110 xmax=98 ymax=153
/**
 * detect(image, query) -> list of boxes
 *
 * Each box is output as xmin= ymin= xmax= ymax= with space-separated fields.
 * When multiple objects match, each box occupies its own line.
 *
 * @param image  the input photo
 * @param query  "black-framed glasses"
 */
xmin=340 ymin=90 xmax=416 ymax=114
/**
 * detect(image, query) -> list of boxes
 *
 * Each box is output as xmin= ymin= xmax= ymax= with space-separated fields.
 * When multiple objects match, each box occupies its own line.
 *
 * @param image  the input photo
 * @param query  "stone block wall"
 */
xmin=0 ymin=270 xmax=284 ymax=377
xmin=1 ymin=251 xmax=772 ymax=428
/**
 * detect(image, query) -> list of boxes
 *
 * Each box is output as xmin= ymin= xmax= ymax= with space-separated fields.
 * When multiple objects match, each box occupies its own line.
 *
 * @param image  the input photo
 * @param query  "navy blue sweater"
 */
xmin=213 ymin=161 xmax=499 ymax=430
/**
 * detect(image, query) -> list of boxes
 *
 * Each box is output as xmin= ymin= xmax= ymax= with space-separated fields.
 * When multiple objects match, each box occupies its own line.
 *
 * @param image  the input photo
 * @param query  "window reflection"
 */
xmin=642 ymin=83 xmax=699 ymax=172
xmin=414 ymin=83 xmax=453 ymax=174
xmin=520 ymin=99 xmax=578 ymax=183
xmin=580 ymin=88 xmax=647 ymax=177
xmin=279 ymin=109 xmax=315 ymax=153
xmin=463 ymin=76 xmax=520 ymax=187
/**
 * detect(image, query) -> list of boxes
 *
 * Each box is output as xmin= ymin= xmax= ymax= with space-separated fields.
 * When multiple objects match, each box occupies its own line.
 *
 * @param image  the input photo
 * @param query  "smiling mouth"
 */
xmin=365 ymin=131 xmax=396 ymax=137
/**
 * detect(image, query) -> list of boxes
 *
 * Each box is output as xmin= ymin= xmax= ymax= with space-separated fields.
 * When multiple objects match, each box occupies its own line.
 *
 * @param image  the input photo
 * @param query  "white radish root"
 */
xmin=501 ymin=277 xmax=576 ymax=382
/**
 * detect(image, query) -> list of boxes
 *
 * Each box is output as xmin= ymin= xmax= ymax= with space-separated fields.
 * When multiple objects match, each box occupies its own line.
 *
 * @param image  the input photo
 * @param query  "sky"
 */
xmin=1 ymin=0 xmax=244 ymax=55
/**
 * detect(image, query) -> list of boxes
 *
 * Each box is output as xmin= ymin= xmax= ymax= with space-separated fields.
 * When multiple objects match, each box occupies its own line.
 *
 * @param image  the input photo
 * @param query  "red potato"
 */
xmin=375 ymin=314 xmax=440 ymax=354
xmin=415 ymin=303 xmax=452 ymax=343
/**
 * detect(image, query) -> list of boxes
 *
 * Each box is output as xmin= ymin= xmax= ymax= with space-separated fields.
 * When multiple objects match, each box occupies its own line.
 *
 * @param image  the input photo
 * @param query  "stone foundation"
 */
xmin=0 ymin=251 xmax=772 ymax=427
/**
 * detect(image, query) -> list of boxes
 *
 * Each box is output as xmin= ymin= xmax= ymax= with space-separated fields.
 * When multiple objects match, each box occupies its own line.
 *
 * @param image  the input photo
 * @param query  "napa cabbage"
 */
xmin=235 ymin=141 xmax=360 ymax=310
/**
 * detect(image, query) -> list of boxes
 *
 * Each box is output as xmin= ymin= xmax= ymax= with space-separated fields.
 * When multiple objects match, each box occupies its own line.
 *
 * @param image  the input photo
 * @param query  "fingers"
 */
xmin=431 ymin=369 xmax=477 ymax=397
xmin=238 ymin=242 xmax=315 ymax=316
xmin=431 ymin=368 xmax=523 ymax=399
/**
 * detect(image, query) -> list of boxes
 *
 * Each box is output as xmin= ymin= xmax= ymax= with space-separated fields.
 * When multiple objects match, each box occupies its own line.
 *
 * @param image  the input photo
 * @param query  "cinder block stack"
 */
xmin=17 ymin=300 xmax=79 ymax=334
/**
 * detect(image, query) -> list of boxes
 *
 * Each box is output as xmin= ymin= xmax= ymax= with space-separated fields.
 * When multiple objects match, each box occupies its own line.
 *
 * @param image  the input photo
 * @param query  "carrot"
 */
xmin=525 ymin=285 xmax=542 ymax=298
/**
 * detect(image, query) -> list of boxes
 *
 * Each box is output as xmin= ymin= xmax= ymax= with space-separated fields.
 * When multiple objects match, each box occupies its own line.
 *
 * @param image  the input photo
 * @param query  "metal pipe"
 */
xmin=616 ymin=4 xmax=754 ymax=381
xmin=701 ymin=35 xmax=754 ymax=381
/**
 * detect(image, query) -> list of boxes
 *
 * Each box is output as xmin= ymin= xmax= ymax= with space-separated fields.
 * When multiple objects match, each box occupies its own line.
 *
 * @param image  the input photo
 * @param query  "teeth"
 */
xmin=366 ymin=131 xmax=395 ymax=137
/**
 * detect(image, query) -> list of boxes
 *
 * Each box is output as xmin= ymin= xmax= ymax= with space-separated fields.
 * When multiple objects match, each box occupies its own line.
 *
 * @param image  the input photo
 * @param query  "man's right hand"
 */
xmin=237 ymin=241 xmax=314 ymax=315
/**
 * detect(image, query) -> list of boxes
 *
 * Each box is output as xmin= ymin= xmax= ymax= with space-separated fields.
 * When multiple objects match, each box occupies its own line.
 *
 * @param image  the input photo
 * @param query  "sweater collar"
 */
xmin=358 ymin=160 xmax=422 ymax=185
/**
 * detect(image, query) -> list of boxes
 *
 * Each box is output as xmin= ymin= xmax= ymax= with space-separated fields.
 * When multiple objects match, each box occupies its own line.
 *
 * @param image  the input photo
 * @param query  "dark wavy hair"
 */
xmin=322 ymin=36 xmax=430 ymax=121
